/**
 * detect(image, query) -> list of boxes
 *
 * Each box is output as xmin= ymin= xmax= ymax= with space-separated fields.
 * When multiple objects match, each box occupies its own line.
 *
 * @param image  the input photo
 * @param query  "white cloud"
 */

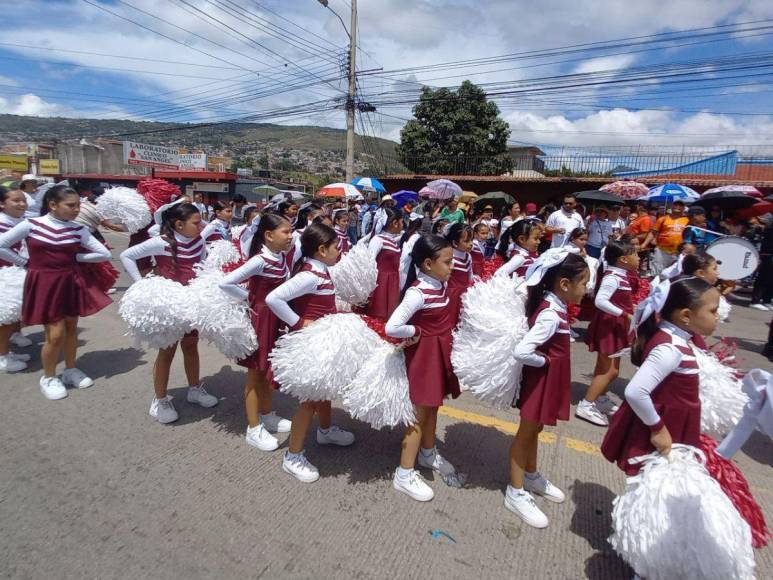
xmin=2 ymin=93 xmax=67 ymax=116
xmin=574 ymin=55 xmax=637 ymax=75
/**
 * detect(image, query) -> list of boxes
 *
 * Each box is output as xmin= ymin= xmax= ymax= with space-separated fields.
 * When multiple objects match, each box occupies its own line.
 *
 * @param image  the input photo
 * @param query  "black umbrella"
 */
xmin=473 ymin=191 xmax=516 ymax=211
xmin=693 ymin=190 xmax=758 ymax=211
xmin=575 ymin=190 xmax=624 ymax=206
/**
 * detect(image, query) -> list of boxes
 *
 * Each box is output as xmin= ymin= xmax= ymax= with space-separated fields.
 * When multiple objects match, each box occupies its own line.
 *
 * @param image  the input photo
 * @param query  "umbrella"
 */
xmin=575 ymin=190 xmax=624 ymax=206
xmin=600 ymin=180 xmax=649 ymax=200
xmin=459 ymin=190 xmax=478 ymax=203
xmin=253 ymin=184 xmax=281 ymax=199
xmin=351 ymin=177 xmax=385 ymax=194
xmin=474 ymin=191 xmax=515 ymax=211
xmin=693 ymin=190 xmax=759 ymax=212
xmin=418 ymin=186 xmax=437 ymax=198
xmin=703 ymin=184 xmax=761 ymax=197
xmin=734 ymin=200 xmax=773 ymax=219
xmin=391 ymin=190 xmax=418 ymax=207
xmin=270 ymin=190 xmax=306 ymax=205
xmin=639 ymin=183 xmax=700 ymax=203
xmin=426 ymin=178 xmax=463 ymax=199
xmin=316 ymin=182 xmax=363 ymax=199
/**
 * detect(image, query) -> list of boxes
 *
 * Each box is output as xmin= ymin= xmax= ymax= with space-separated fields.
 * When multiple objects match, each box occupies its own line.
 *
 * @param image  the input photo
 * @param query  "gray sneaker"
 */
xmin=149 ymin=397 xmax=179 ymax=424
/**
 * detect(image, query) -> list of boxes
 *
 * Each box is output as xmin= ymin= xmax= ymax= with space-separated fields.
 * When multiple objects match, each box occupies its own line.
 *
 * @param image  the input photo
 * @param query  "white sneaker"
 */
xmin=749 ymin=303 xmax=769 ymax=311
xmin=523 ymin=472 xmax=566 ymax=503
xmin=0 ymin=355 xmax=27 ymax=373
xmin=187 ymin=385 xmax=218 ymax=408
xmin=9 ymin=352 xmax=31 ymax=362
xmin=10 ymin=332 xmax=32 ymax=348
xmin=316 ymin=425 xmax=355 ymax=446
xmin=504 ymin=486 xmax=548 ymax=528
xmin=570 ymin=328 xmax=579 ymax=339
xmin=595 ymin=394 xmax=620 ymax=416
xmin=61 ymin=367 xmax=94 ymax=389
xmin=282 ymin=451 xmax=319 ymax=483
xmin=575 ymin=400 xmax=609 ymax=426
xmin=246 ymin=424 xmax=279 ymax=452
xmin=393 ymin=468 xmax=434 ymax=502
xmin=149 ymin=396 xmax=179 ymax=424
xmin=106 ymin=288 xmax=117 ymax=295
xmin=261 ymin=411 xmax=292 ymax=433
xmin=40 ymin=376 xmax=67 ymax=400
xmin=417 ymin=449 xmax=457 ymax=477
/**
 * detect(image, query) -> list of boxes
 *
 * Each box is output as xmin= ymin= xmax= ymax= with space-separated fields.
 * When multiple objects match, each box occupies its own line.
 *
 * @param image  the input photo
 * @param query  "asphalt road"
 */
xmin=1 ymin=232 xmax=771 ymax=579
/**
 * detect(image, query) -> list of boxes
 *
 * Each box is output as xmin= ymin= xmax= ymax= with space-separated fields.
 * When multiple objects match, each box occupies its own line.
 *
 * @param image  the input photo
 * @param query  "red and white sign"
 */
xmin=179 ymin=153 xmax=207 ymax=171
xmin=123 ymin=141 xmax=180 ymax=169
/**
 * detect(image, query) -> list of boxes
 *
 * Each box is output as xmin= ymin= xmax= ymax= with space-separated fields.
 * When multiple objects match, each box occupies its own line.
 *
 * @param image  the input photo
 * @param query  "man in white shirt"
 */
xmin=192 ymin=193 xmax=212 ymax=221
xmin=545 ymin=193 xmax=585 ymax=248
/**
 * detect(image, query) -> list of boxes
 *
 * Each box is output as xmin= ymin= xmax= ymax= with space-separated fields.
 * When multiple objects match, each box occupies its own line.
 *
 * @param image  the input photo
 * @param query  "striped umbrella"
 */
xmin=351 ymin=177 xmax=386 ymax=193
xmin=316 ymin=182 xmax=363 ymax=199
xmin=600 ymin=180 xmax=649 ymax=200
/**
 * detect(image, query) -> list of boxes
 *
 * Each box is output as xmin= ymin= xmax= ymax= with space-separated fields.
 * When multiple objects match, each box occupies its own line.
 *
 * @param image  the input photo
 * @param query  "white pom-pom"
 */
xmin=230 ymin=224 xmax=248 ymax=242
xmin=202 ymin=239 xmax=240 ymax=271
xmin=0 ymin=266 xmax=25 ymax=325
xmin=610 ymin=445 xmax=755 ymax=580
xmin=186 ymin=266 xmax=257 ymax=360
xmin=694 ymin=346 xmax=748 ymax=435
xmin=343 ymin=343 xmax=415 ymax=429
xmin=270 ymin=313 xmax=382 ymax=402
xmin=717 ymin=295 xmax=731 ymax=323
xmin=329 ymin=242 xmax=377 ymax=307
xmin=451 ymin=275 xmax=530 ymax=409
xmin=118 ymin=275 xmax=192 ymax=349
xmin=95 ymin=187 xmax=151 ymax=234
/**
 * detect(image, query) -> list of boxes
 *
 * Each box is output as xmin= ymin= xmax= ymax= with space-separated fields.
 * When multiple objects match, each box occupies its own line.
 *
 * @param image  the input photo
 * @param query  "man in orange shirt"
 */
xmin=642 ymin=200 xmax=689 ymax=274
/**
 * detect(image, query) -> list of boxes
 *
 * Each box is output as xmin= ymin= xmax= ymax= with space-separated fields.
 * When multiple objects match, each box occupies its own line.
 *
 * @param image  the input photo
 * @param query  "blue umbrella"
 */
xmin=639 ymin=183 xmax=700 ymax=203
xmin=351 ymin=177 xmax=386 ymax=194
xmin=391 ymin=190 xmax=418 ymax=208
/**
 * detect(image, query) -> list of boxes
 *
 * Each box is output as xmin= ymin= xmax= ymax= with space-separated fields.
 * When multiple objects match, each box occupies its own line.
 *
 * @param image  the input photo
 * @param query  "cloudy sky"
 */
xmin=1 ymin=0 xmax=772 ymax=151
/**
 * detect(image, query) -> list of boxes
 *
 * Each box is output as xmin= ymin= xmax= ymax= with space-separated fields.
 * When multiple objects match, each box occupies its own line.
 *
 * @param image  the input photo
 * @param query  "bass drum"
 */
xmin=706 ymin=236 xmax=760 ymax=281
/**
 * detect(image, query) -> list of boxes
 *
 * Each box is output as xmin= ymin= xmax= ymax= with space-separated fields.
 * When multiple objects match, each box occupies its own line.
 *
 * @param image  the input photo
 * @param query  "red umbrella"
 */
xmin=600 ymin=180 xmax=649 ymax=200
xmin=734 ymin=200 xmax=773 ymax=219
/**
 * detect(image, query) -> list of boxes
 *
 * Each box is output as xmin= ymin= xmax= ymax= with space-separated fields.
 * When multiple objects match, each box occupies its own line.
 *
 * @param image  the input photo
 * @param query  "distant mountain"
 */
xmin=0 ymin=114 xmax=399 ymax=159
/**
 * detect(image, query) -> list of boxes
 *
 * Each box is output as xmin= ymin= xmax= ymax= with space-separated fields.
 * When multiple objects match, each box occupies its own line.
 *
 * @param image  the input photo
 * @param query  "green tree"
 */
xmin=397 ymin=81 xmax=513 ymax=175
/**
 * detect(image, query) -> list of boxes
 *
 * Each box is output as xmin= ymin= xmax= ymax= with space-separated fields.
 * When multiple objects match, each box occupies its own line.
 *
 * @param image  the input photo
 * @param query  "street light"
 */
xmin=317 ymin=0 xmax=349 ymax=39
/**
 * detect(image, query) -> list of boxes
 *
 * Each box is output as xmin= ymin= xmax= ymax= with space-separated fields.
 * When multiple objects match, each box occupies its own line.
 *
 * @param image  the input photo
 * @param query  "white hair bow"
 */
xmin=524 ymin=247 xmax=574 ymax=286
xmin=373 ymin=208 xmax=388 ymax=235
xmin=631 ymin=277 xmax=671 ymax=333
xmin=153 ymin=197 xmax=186 ymax=225
xmin=409 ymin=212 xmax=424 ymax=222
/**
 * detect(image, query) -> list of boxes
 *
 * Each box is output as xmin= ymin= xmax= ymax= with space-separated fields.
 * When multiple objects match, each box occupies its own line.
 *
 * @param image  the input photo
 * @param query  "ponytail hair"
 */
xmin=402 ymin=234 xmax=451 ymax=298
xmin=594 ymin=238 xmax=636 ymax=295
xmin=681 ymin=252 xmax=717 ymax=276
xmin=248 ymin=213 xmax=290 ymax=258
xmin=525 ymin=253 xmax=588 ymax=318
xmin=497 ymin=220 xmax=537 ymax=260
xmin=40 ymin=184 xmax=78 ymax=216
xmin=366 ymin=207 xmax=403 ymax=241
xmin=400 ymin=214 xmax=423 ymax=247
xmin=631 ymin=276 xmax=713 ymax=366
xmin=443 ymin=222 xmax=472 ymax=246
xmin=292 ymin=222 xmax=337 ymax=275
xmin=295 ymin=203 xmax=322 ymax=231
xmin=159 ymin=202 xmax=200 ymax=266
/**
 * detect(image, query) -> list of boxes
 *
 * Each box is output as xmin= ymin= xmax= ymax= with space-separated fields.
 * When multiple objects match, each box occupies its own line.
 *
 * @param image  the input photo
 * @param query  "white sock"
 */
xmin=247 ymin=424 xmax=260 ymax=434
xmin=397 ymin=466 xmax=413 ymax=479
xmin=507 ymin=485 xmax=526 ymax=497
xmin=0 ymin=355 xmax=8 ymax=362
xmin=581 ymin=398 xmax=593 ymax=406
xmin=420 ymin=447 xmax=436 ymax=458
xmin=319 ymin=426 xmax=331 ymax=434
xmin=525 ymin=471 xmax=540 ymax=480
xmin=286 ymin=450 xmax=303 ymax=460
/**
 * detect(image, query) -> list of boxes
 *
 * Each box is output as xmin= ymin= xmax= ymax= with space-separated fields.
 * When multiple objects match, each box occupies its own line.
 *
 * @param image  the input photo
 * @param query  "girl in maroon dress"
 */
xmin=507 ymin=250 xmax=589 ymax=528
xmin=495 ymin=219 xmax=540 ymax=279
xmin=220 ymin=214 xmax=294 ymax=452
xmin=200 ymin=201 xmax=233 ymax=242
xmin=0 ymin=185 xmax=112 ymax=400
xmin=579 ymin=240 xmax=640 ymax=427
xmin=266 ymin=224 xmax=355 ymax=483
xmin=0 ymin=188 xmax=30 ymax=374
xmin=444 ymin=223 xmax=473 ymax=319
xmin=332 ymin=209 xmax=350 ymax=260
xmin=601 ymin=277 xmax=720 ymax=474
xmin=365 ymin=208 xmax=404 ymax=320
xmin=470 ymin=222 xmax=488 ymax=278
xmin=385 ymin=235 xmax=461 ymax=503
xmin=120 ymin=202 xmax=218 ymax=424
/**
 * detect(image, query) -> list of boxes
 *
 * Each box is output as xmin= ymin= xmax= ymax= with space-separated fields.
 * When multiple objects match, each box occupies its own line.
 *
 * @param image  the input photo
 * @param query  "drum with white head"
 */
xmin=706 ymin=236 xmax=760 ymax=280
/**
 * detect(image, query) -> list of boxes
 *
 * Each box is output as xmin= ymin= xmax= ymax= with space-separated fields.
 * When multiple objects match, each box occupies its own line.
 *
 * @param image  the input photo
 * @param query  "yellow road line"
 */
xmin=439 ymin=406 xmax=557 ymax=445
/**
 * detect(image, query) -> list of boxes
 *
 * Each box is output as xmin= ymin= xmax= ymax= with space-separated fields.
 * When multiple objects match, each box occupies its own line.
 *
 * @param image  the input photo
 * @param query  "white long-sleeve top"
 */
xmin=368 ymin=231 xmax=402 ymax=259
xmin=265 ymin=257 xmax=333 ymax=329
xmin=200 ymin=218 xmax=231 ymax=241
xmin=512 ymin=292 xmax=567 ymax=368
xmin=495 ymin=245 xmax=529 ymax=278
xmin=624 ymin=321 xmax=697 ymax=427
xmin=399 ymin=232 xmax=420 ymax=289
xmin=219 ymin=246 xmax=289 ymax=302
xmin=0 ymin=213 xmax=26 ymax=266
xmin=385 ymin=271 xmax=447 ymax=339
xmin=290 ymin=229 xmax=304 ymax=267
xmin=593 ymin=266 xmax=628 ymax=316
xmin=0 ymin=214 xmax=110 ymax=266
xmin=119 ymin=232 xmax=205 ymax=282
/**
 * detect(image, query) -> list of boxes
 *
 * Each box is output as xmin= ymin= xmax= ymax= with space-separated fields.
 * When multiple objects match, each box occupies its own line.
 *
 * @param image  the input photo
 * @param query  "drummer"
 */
xmin=682 ymin=206 xmax=720 ymax=251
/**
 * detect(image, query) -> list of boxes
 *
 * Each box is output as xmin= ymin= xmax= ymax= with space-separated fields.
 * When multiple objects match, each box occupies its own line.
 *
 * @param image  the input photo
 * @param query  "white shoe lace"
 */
xmin=294 ymin=453 xmax=313 ymax=473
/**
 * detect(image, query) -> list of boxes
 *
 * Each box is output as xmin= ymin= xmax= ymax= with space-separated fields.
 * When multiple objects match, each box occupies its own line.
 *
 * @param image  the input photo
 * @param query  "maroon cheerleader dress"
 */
xmin=403 ymin=280 xmax=461 ymax=407
xmin=0 ymin=214 xmax=24 ymax=267
xmin=289 ymin=263 xmax=337 ymax=325
xmin=154 ymin=234 xmax=205 ymax=338
xmin=128 ymin=224 xmax=153 ymax=272
xmin=335 ymin=228 xmax=350 ymax=261
xmin=601 ymin=329 xmax=701 ymax=475
xmin=238 ymin=252 xmax=289 ymax=383
xmin=586 ymin=267 xmax=634 ymax=356
xmin=365 ymin=234 xmax=401 ymax=319
xmin=517 ymin=299 xmax=572 ymax=425
xmin=471 ymin=241 xmax=485 ymax=278
xmin=447 ymin=249 xmax=472 ymax=318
